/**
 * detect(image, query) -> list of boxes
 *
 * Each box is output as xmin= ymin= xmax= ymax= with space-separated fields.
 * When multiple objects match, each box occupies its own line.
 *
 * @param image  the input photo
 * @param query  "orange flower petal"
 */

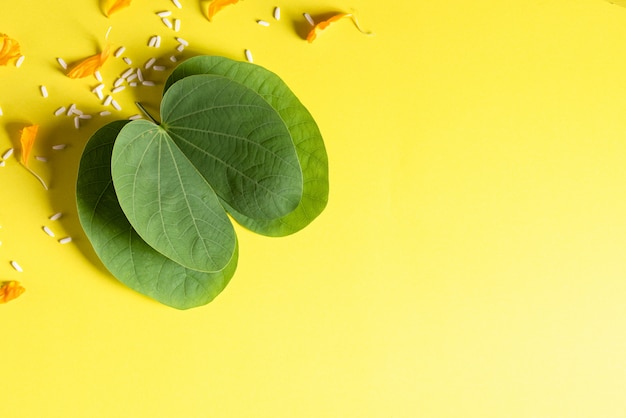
xmin=0 ymin=281 xmax=25 ymax=304
xmin=207 ymin=0 xmax=241 ymax=21
xmin=306 ymin=13 xmax=373 ymax=43
xmin=66 ymin=43 xmax=111 ymax=79
xmin=0 ymin=34 xmax=21 ymax=66
xmin=103 ymin=0 xmax=132 ymax=17
xmin=19 ymin=124 xmax=39 ymax=167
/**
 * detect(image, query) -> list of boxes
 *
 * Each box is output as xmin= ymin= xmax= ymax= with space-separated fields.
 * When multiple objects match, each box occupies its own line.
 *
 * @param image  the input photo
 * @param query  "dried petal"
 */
xmin=207 ymin=0 xmax=240 ymax=21
xmin=306 ymin=13 xmax=373 ymax=43
xmin=0 ymin=34 xmax=21 ymax=66
xmin=103 ymin=0 xmax=132 ymax=16
xmin=19 ymin=124 xmax=39 ymax=167
xmin=66 ymin=44 xmax=111 ymax=79
xmin=0 ymin=281 xmax=25 ymax=304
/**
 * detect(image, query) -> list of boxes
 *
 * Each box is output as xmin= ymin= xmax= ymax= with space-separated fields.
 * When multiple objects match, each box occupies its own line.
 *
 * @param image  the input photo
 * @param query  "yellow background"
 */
xmin=3 ymin=0 xmax=626 ymax=416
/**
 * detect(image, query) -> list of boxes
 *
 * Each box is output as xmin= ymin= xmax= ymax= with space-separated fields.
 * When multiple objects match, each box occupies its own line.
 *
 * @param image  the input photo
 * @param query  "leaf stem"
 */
xmin=135 ymin=102 xmax=160 ymax=125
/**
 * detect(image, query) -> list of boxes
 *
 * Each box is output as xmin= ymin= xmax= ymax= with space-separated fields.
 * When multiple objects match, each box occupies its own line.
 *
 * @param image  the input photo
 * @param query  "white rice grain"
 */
xmin=148 ymin=36 xmax=158 ymax=47
xmin=157 ymin=10 xmax=172 ymax=17
xmin=114 ymin=46 xmax=126 ymax=57
xmin=121 ymin=68 xmax=134 ymax=79
xmin=175 ymin=37 xmax=189 ymax=46
xmin=58 ymin=236 xmax=73 ymax=245
xmin=155 ymin=35 xmax=162 ymax=48
xmin=111 ymin=99 xmax=122 ymax=111
xmin=94 ymin=70 xmax=103 ymax=82
xmin=172 ymin=0 xmax=182 ymax=9
xmin=129 ymin=114 xmax=143 ymax=120
xmin=257 ymin=20 xmax=270 ymax=27
xmin=129 ymin=82 xmax=138 ymax=87
xmin=42 ymin=226 xmax=55 ymax=237
xmin=0 ymin=106 xmax=3 ymax=116
xmin=92 ymin=83 xmax=105 ymax=92
xmin=174 ymin=19 xmax=181 ymax=32
xmin=114 ymin=77 xmax=125 ymax=87
xmin=40 ymin=85 xmax=48 ymax=98
xmin=52 ymin=144 xmax=67 ymax=150
xmin=144 ymin=57 xmax=156 ymax=69
xmin=152 ymin=65 xmax=166 ymax=71
xmin=35 ymin=156 xmax=48 ymax=162
xmin=136 ymin=68 xmax=144 ymax=82
xmin=95 ymin=89 xmax=104 ymax=100
xmin=170 ymin=55 xmax=178 ymax=63
xmin=123 ymin=57 xmax=133 ymax=65
xmin=103 ymin=95 xmax=113 ymax=106
xmin=2 ymin=148 xmax=13 ymax=160
xmin=100 ymin=110 xmax=112 ymax=116
xmin=303 ymin=12 xmax=315 ymax=26
xmin=67 ymin=104 xmax=77 ymax=116
xmin=126 ymin=73 xmax=138 ymax=82
xmin=74 ymin=116 xmax=80 ymax=129
xmin=162 ymin=17 xmax=173 ymax=29
xmin=49 ymin=212 xmax=63 ymax=221
xmin=54 ymin=106 xmax=66 ymax=116
xmin=273 ymin=6 xmax=281 ymax=20
xmin=15 ymin=55 xmax=25 ymax=67
xmin=0 ymin=161 xmax=5 ymax=167
xmin=79 ymin=114 xmax=92 ymax=119
xmin=57 ymin=57 xmax=68 ymax=69
xmin=111 ymin=85 xmax=126 ymax=94
xmin=10 ymin=260 xmax=23 ymax=272
xmin=245 ymin=49 xmax=254 ymax=63
xmin=176 ymin=44 xmax=185 ymax=53
xmin=142 ymin=80 xmax=156 ymax=86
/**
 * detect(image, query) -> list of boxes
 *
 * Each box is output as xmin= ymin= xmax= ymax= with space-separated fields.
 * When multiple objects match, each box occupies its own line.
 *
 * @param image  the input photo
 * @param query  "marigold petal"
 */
xmin=0 ymin=34 xmax=21 ymax=66
xmin=103 ymin=0 xmax=132 ymax=17
xmin=0 ymin=281 xmax=25 ymax=304
xmin=66 ymin=44 xmax=111 ymax=79
xmin=19 ymin=124 xmax=39 ymax=167
xmin=207 ymin=0 xmax=240 ymax=21
xmin=306 ymin=13 xmax=350 ymax=43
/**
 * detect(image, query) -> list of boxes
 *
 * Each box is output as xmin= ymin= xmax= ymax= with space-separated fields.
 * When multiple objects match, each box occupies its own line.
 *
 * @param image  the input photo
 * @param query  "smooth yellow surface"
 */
xmin=3 ymin=0 xmax=626 ymax=416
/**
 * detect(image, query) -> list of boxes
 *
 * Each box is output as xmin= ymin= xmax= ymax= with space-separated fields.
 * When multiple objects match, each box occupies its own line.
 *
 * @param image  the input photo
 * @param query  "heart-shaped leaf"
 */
xmin=77 ymin=121 xmax=238 ymax=310
xmin=76 ymin=56 xmax=328 ymax=308
xmin=165 ymin=56 xmax=329 ymax=237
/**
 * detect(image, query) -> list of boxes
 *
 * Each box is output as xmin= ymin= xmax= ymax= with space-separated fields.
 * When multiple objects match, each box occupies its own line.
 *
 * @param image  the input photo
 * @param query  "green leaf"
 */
xmin=165 ymin=56 xmax=329 ymax=236
xmin=160 ymin=74 xmax=304 ymax=222
xmin=77 ymin=121 xmax=238 ymax=310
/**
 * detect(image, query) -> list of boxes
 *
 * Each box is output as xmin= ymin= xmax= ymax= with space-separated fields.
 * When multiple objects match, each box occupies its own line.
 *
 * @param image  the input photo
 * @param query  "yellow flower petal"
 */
xmin=0 ymin=34 xmax=21 ymax=66
xmin=19 ymin=124 xmax=39 ymax=168
xmin=207 ymin=0 xmax=241 ymax=21
xmin=0 ymin=281 xmax=25 ymax=304
xmin=306 ymin=13 xmax=373 ymax=43
xmin=103 ymin=0 xmax=132 ymax=16
xmin=66 ymin=43 xmax=111 ymax=79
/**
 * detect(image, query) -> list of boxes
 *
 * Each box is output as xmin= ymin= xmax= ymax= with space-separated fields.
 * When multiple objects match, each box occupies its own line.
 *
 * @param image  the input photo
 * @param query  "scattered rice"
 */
xmin=172 ymin=0 xmax=182 ymax=9
xmin=114 ymin=46 xmax=126 ymax=57
xmin=57 ymin=57 xmax=68 ymax=69
xmin=10 ymin=260 xmax=23 ymax=272
xmin=152 ymin=65 xmax=166 ymax=71
xmin=15 ymin=55 xmax=25 ymax=67
xmin=111 ymin=99 xmax=122 ymax=111
xmin=0 ymin=161 xmax=5 ymax=167
xmin=42 ymin=226 xmax=55 ymax=237
xmin=245 ymin=49 xmax=254 ymax=63
xmin=74 ymin=116 xmax=81 ymax=129
xmin=142 ymin=80 xmax=156 ymax=86
xmin=103 ymin=95 xmax=113 ymax=106
xmin=52 ymin=144 xmax=67 ymax=150
xmin=49 ymin=212 xmax=63 ymax=221
xmin=100 ymin=110 xmax=112 ymax=116
xmin=40 ymin=85 xmax=48 ymax=98
xmin=129 ymin=82 xmax=138 ymax=87
xmin=35 ymin=156 xmax=47 ymax=162
xmin=94 ymin=70 xmax=103 ymax=82
xmin=92 ymin=83 xmax=105 ymax=92
xmin=136 ymin=68 xmax=144 ymax=82
xmin=174 ymin=19 xmax=181 ymax=32
xmin=126 ymin=73 xmax=138 ymax=82
xmin=54 ymin=106 xmax=66 ymax=116
xmin=257 ymin=20 xmax=270 ymax=27
xmin=175 ymin=37 xmax=189 ymax=46
xmin=2 ymin=148 xmax=13 ymax=160
xmin=58 ymin=236 xmax=73 ymax=245
xmin=111 ymin=85 xmax=126 ymax=94
xmin=129 ymin=114 xmax=143 ymax=120
xmin=123 ymin=57 xmax=133 ymax=65
xmin=157 ymin=10 xmax=172 ymax=17
xmin=0 ymin=106 xmax=2 ymax=117
xmin=176 ymin=44 xmax=185 ymax=53
xmin=169 ymin=55 xmax=178 ymax=63
xmin=114 ymin=78 xmax=125 ymax=87
xmin=273 ymin=6 xmax=281 ymax=20
xmin=67 ymin=103 xmax=77 ymax=116
xmin=79 ymin=114 xmax=92 ymax=119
